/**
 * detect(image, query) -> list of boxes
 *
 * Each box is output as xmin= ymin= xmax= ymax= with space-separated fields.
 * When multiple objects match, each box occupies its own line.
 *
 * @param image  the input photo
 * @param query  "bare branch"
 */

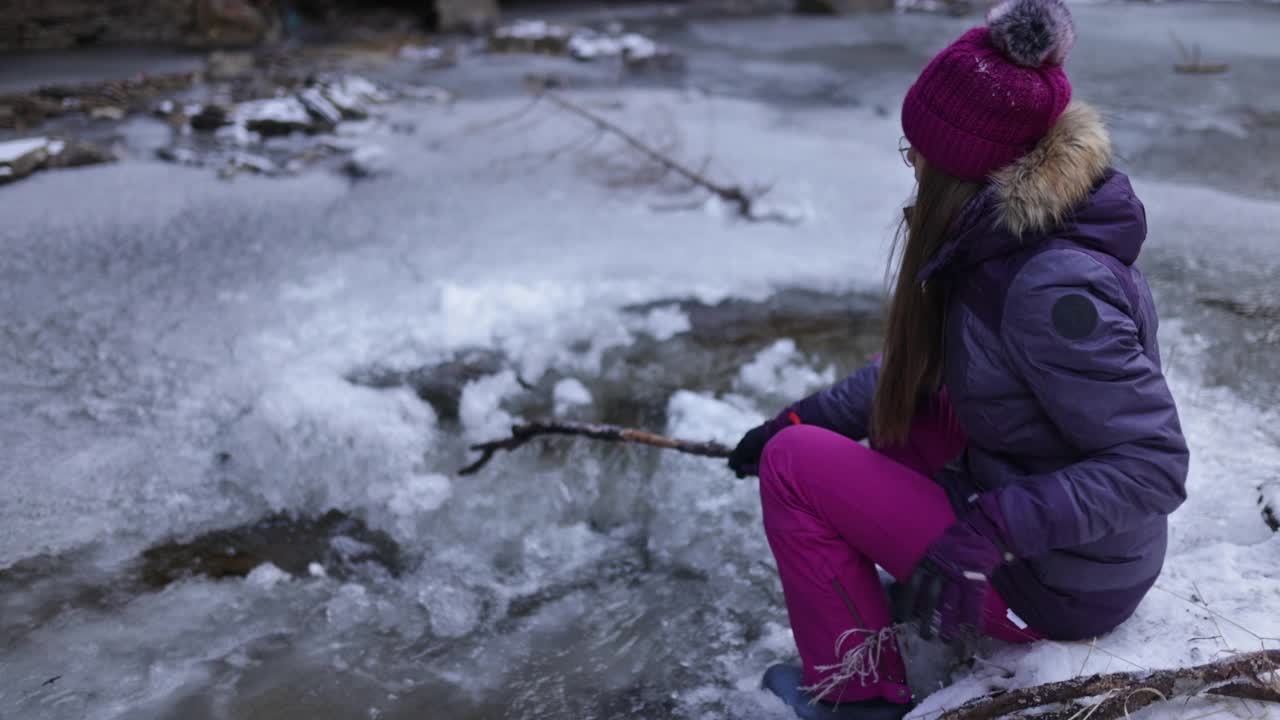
xmin=526 ymin=78 xmax=798 ymax=225
xmin=462 ymin=95 xmax=545 ymax=135
xmin=942 ymin=650 xmax=1280 ymax=720
xmin=459 ymin=420 xmax=732 ymax=475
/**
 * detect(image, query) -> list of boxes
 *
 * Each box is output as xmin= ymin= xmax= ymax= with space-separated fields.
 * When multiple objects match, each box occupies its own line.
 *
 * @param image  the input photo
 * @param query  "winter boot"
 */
xmin=761 ymin=664 xmax=912 ymax=720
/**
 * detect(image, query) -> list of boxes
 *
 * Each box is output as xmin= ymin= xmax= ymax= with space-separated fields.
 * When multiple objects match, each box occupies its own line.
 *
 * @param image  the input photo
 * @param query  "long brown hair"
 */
xmin=871 ymin=160 xmax=983 ymax=447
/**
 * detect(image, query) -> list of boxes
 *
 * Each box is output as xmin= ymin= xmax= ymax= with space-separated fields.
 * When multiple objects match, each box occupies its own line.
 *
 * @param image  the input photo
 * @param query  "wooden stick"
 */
xmin=942 ymin=650 xmax=1280 ymax=720
xmin=458 ymin=420 xmax=732 ymax=475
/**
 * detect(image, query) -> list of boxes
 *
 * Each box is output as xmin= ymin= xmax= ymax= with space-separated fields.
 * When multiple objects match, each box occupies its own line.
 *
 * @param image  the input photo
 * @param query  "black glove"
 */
xmin=727 ymin=424 xmax=771 ymax=478
xmin=895 ymin=502 xmax=1013 ymax=641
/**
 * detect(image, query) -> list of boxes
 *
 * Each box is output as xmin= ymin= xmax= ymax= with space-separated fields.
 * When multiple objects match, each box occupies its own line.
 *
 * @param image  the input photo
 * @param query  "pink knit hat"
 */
xmin=902 ymin=0 xmax=1077 ymax=181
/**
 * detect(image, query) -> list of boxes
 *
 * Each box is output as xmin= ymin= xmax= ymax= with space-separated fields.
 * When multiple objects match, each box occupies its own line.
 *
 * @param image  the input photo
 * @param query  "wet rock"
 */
xmin=346 ymin=349 xmax=506 ymax=421
xmin=405 ymin=350 xmax=510 ymax=419
xmin=88 ymin=105 xmax=126 ymax=121
xmin=218 ymin=151 xmax=277 ymax=178
xmin=341 ymin=144 xmax=390 ymax=179
xmin=398 ymin=44 xmax=456 ymax=68
xmin=351 ymin=290 xmax=882 ymax=433
xmin=435 ymin=0 xmax=500 ymax=33
xmin=398 ymin=44 xmax=443 ymax=62
xmin=190 ymin=104 xmax=233 ymax=131
xmin=233 ymin=96 xmax=314 ymax=137
xmin=298 ymin=87 xmax=342 ymax=127
xmin=169 ymin=76 xmax=393 ymax=180
xmin=679 ymin=288 xmax=883 ymax=349
xmin=489 ymin=20 xmax=574 ymax=55
xmin=321 ymin=75 xmax=389 ymax=120
xmin=568 ymin=30 xmax=682 ymax=70
xmin=572 ymin=291 xmax=883 ymax=428
xmin=501 ymin=555 xmax=643 ymax=626
xmin=1262 ymin=483 xmax=1280 ymax=532
xmin=45 ymin=138 xmax=116 ymax=168
xmin=568 ymin=31 xmax=647 ymax=61
xmin=0 ymin=136 xmax=113 ymax=184
xmin=153 ymin=99 xmax=189 ymax=125
xmin=216 ymin=121 xmax=260 ymax=146
xmin=401 ymin=85 xmax=455 ymax=104
xmin=0 ymin=137 xmax=52 ymax=184
xmin=490 ymin=21 xmax=678 ymax=71
xmin=156 ymin=146 xmax=204 ymax=167
xmin=138 ymin=509 xmax=404 ymax=588
xmin=188 ymin=76 xmax=386 ymax=141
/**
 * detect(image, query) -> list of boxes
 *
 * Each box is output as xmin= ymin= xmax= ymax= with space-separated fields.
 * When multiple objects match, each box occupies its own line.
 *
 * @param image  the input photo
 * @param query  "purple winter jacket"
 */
xmin=777 ymin=104 xmax=1189 ymax=641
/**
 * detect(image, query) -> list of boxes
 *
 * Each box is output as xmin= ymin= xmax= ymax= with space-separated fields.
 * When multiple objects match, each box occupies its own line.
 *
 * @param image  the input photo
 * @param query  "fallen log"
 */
xmin=942 ymin=649 xmax=1280 ymax=720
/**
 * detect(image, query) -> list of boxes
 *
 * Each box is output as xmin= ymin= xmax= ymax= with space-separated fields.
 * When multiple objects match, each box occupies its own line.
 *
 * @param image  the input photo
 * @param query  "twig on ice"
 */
xmin=524 ymin=77 xmax=798 ymax=225
xmin=1170 ymin=32 xmax=1229 ymax=75
xmin=459 ymin=419 xmax=732 ymax=475
xmin=941 ymin=650 xmax=1280 ymax=720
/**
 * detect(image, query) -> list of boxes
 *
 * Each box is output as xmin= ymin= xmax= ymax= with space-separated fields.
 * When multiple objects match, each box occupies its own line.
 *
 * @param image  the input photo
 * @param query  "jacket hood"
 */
xmin=921 ymin=102 xmax=1147 ymax=281
xmin=991 ymin=102 xmax=1113 ymax=238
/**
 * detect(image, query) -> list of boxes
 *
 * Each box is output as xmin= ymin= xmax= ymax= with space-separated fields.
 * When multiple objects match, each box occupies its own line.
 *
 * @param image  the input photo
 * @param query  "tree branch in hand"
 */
xmin=458 ymin=420 xmax=732 ymax=475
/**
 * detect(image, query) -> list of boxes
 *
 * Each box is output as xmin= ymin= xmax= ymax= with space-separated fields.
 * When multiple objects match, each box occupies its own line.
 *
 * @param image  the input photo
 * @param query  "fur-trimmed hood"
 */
xmin=992 ymin=102 xmax=1112 ymax=237
xmin=921 ymin=100 xmax=1146 ymax=282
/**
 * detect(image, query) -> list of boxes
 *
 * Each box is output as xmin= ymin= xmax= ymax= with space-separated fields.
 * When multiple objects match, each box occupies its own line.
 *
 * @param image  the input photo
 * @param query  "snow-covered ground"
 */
xmin=2 ymin=5 xmax=1280 ymax=720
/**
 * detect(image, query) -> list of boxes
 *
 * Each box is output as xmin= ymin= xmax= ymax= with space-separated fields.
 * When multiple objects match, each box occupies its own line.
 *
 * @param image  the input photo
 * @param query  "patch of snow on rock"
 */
xmin=553 ymin=378 xmax=593 ymax=416
xmin=736 ymin=339 xmax=836 ymax=401
xmin=246 ymin=563 xmax=291 ymax=588
xmin=459 ymin=370 xmax=523 ymax=441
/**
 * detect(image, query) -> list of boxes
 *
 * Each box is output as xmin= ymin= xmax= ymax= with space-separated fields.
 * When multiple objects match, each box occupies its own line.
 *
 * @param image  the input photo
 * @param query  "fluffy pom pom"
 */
xmin=986 ymin=0 xmax=1076 ymax=67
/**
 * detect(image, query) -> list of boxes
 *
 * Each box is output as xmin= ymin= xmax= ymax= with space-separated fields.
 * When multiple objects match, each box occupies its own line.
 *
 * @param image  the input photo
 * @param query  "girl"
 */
xmin=727 ymin=1 xmax=1190 ymax=718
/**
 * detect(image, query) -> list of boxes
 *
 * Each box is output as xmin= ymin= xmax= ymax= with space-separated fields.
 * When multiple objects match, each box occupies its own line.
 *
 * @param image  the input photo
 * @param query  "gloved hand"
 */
xmin=898 ymin=502 xmax=1014 ymax=641
xmin=727 ymin=424 xmax=771 ymax=478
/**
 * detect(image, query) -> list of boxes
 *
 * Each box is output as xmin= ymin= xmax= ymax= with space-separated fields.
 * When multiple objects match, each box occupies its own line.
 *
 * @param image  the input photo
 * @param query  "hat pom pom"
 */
xmin=986 ymin=0 xmax=1076 ymax=67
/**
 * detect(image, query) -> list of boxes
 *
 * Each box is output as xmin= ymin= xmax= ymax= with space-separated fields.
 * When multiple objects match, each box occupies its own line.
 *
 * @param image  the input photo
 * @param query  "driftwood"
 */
xmin=459 ymin=420 xmax=732 ymax=475
xmin=526 ymin=78 xmax=797 ymax=224
xmin=942 ymin=649 xmax=1280 ymax=720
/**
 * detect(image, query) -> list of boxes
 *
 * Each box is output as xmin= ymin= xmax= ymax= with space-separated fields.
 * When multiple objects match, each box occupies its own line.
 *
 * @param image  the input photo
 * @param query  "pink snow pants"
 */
xmin=758 ymin=395 xmax=1039 ymax=705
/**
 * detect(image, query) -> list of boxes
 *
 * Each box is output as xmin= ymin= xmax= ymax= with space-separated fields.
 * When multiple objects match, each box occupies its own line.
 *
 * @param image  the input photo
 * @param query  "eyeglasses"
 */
xmin=898 ymin=136 xmax=914 ymax=167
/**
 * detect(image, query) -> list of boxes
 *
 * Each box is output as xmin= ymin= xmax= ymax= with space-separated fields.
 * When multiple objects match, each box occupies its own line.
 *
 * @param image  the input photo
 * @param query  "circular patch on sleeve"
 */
xmin=1051 ymin=294 xmax=1098 ymax=340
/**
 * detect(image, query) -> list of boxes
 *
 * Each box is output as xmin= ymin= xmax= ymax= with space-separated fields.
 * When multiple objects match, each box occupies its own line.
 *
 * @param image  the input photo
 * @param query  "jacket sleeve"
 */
xmin=991 ymin=251 xmax=1189 ymax=558
xmin=769 ymin=357 xmax=881 ymax=442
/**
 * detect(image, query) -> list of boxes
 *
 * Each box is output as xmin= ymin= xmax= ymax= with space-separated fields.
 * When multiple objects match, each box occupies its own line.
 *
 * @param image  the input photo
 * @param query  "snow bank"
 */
xmin=387 ymin=474 xmax=452 ymax=516
xmin=552 ymin=378 xmax=593 ymax=416
xmin=635 ymin=304 xmax=692 ymax=341
xmin=736 ymin=338 xmax=837 ymax=401
xmin=667 ymin=390 xmax=763 ymax=447
xmin=0 ymin=137 xmax=49 ymax=162
xmin=459 ymin=370 xmax=523 ymax=442
xmin=231 ymin=97 xmax=311 ymax=127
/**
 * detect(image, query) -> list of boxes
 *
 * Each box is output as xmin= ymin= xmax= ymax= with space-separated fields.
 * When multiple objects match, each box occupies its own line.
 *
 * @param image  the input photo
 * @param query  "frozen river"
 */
xmin=2 ymin=4 xmax=1280 ymax=719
